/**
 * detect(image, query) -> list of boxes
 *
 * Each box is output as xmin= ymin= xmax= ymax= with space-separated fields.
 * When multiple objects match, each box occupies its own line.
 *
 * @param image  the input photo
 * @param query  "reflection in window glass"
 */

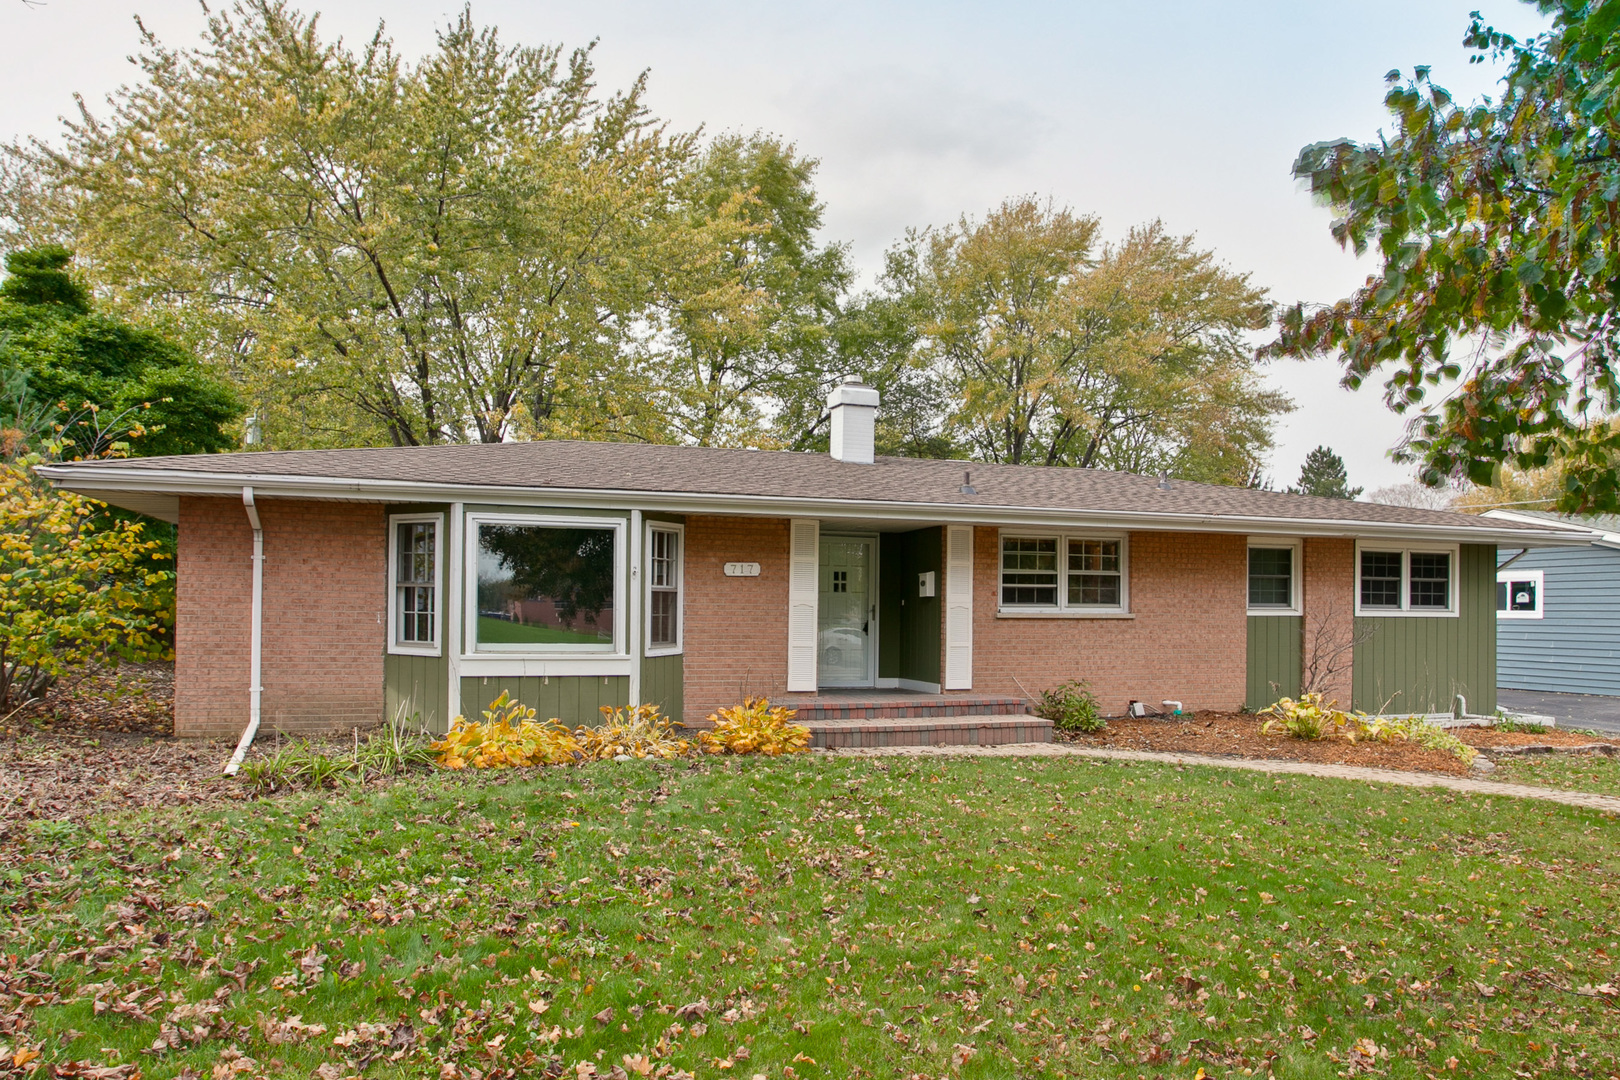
xmin=476 ymin=524 xmax=616 ymax=651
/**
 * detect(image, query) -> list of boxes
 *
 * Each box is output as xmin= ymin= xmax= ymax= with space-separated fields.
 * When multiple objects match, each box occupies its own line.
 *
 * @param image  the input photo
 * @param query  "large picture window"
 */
xmin=1355 ymin=544 xmax=1458 ymax=616
xmin=647 ymin=524 xmax=683 ymax=654
xmin=1000 ymin=533 xmax=1127 ymax=613
xmin=470 ymin=517 xmax=622 ymax=653
xmin=388 ymin=514 xmax=440 ymax=655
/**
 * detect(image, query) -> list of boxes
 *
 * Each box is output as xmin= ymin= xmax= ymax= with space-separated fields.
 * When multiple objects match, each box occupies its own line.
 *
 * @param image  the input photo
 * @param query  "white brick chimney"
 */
xmin=826 ymin=375 xmax=879 ymax=464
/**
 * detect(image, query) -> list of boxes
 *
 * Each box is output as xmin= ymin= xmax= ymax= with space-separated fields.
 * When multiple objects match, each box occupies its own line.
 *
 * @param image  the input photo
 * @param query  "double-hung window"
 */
xmin=1000 ymin=533 xmax=1127 ymax=613
xmin=389 ymin=514 xmax=441 ymax=654
xmin=1247 ymin=539 xmax=1300 ymax=614
xmin=1355 ymin=544 xmax=1458 ymax=616
xmin=647 ymin=524 xmax=683 ymax=654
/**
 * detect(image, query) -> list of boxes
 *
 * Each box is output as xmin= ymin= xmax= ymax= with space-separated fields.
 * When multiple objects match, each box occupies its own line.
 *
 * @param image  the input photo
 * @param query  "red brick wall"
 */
xmin=969 ymin=527 xmax=1248 ymax=714
xmin=681 ymin=515 xmax=791 ymax=722
xmin=1302 ymin=537 xmax=1355 ymax=706
xmin=175 ymin=496 xmax=386 ymax=738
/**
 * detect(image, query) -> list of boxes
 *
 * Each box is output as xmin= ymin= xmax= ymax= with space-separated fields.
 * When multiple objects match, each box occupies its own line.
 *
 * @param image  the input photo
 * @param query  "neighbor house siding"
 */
xmin=175 ymin=496 xmax=385 ymax=739
xmin=1246 ymin=616 xmax=1302 ymax=709
xmin=1497 ymin=545 xmax=1620 ymax=695
xmin=681 ymin=514 xmax=791 ymax=723
xmin=1352 ymin=543 xmax=1496 ymax=714
xmin=971 ymin=527 xmax=1248 ymax=714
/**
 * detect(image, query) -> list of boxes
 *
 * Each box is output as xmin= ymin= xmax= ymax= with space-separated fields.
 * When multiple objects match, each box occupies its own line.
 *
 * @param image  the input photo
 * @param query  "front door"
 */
xmin=818 ymin=536 xmax=875 ymax=687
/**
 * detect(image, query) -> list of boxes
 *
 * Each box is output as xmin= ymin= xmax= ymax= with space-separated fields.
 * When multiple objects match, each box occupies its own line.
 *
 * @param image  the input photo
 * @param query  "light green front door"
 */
xmin=819 ymin=536 xmax=874 ymax=687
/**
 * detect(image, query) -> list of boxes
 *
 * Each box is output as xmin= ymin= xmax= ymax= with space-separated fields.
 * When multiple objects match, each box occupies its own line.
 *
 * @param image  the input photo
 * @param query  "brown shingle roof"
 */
xmin=43 ymin=440 xmax=1562 ymax=537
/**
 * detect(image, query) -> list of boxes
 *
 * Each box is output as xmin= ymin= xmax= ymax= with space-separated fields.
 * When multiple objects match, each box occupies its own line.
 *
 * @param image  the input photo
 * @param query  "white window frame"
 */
xmin=463 ymin=512 xmax=628 ymax=658
xmin=1353 ymin=541 xmax=1460 ymax=618
xmin=1246 ymin=537 xmax=1303 ymax=616
xmin=996 ymin=530 xmax=1130 ymax=617
xmin=645 ymin=520 xmax=685 ymax=656
xmin=1496 ymin=567 xmax=1545 ymax=620
xmin=387 ymin=512 xmax=442 ymax=657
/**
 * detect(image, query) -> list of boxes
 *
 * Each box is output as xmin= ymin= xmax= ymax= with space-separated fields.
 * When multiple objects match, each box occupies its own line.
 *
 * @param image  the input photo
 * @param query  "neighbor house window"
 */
xmin=389 ymin=514 xmax=441 ymax=654
xmin=1247 ymin=540 xmax=1300 ymax=613
xmin=1000 ymin=533 xmax=1128 ymax=613
xmin=469 ymin=516 xmax=622 ymax=653
xmin=1496 ymin=568 xmax=1544 ymax=620
xmin=1355 ymin=544 xmax=1458 ymax=616
xmin=647 ymin=524 xmax=683 ymax=653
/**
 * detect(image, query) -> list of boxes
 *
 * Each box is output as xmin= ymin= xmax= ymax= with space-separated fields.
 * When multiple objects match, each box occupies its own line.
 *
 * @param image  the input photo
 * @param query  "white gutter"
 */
xmin=224 ymin=487 xmax=264 ymax=775
xmin=35 ymin=463 xmax=1586 ymax=547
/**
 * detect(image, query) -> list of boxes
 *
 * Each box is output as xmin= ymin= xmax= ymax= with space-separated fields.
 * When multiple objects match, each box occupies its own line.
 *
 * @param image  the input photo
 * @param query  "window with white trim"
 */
xmin=1000 ymin=533 xmax=1127 ymax=612
xmin=647 ymin=524 xmax=683 ymax=653
xmin=1246 ymin=538 xmax=1301 ymax=614
xmin=389 ymin=514 xmax=441 ymax=654
xmin=1496 ymin=568 xmax=1544 ymax=620
xmin=467 ymin=514 xmax=624 ymax=654
xmin=1355 ymin=544 xmax=1458 ymax=616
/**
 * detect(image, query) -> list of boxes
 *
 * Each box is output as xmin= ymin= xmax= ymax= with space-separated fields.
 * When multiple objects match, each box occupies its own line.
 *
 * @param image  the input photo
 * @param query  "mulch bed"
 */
xmin=1458 ymin=726 xmax=1620 ymax=749
xmin=1058 ymin=711 xmax=1472 ymax=775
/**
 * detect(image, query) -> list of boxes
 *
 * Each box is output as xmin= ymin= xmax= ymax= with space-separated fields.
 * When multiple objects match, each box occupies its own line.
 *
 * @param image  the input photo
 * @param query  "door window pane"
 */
xmin=1068 ymin=538 xmax=1122 ymax=606
xmin=1002 ymin=537 xmax=1058 ymax=605
xmin=1360 ymin=551 xmax=1403 ymax=609
xmin=1409 ymin=552 xmax=1450 ymax=609
xmin=1248 ymin=547 xmax=1293 ymax=608
xmin=395 ymin=521 xmax=436 ymax=645
xmin=476 ymin=523 xmax=616 ymax=651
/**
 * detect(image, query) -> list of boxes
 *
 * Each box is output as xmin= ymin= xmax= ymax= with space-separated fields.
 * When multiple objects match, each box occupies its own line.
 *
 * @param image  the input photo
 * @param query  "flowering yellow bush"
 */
xmin=576 ymin=703 xmax=691 ymax=760
xmin=699 ymin=697 xmax=811 ymax=756
xmin=0 ymin=458 xmax=173 ymax=708
xmin=432 ymin=691 xmax=581 ymax=769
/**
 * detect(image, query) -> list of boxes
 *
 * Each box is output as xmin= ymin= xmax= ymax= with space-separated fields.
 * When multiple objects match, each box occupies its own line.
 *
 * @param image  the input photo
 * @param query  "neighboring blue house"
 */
xmin=1485 ymin=510 xmax=1620 ymax=696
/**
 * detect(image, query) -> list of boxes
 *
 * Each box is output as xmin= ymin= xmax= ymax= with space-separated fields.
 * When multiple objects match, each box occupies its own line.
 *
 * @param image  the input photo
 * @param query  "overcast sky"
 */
xmin=0 ymin=0 xmax=1551 ymax=490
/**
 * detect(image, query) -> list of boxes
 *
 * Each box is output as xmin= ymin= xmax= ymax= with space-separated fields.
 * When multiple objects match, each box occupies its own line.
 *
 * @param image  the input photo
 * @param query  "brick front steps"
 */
xmin=767 ymin=692 xmax=1047 ymax=749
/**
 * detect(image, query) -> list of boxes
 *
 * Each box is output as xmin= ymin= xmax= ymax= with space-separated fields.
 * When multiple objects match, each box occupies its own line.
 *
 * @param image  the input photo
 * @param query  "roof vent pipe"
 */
xmin=225 ymin=487 xmax=264 ymax=775
xmin=827 ymin=375 xmax=879 ymax=464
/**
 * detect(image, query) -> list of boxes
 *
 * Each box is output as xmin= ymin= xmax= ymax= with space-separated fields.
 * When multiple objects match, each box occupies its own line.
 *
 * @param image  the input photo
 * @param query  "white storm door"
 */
xmin=818 ymin=537 xmax=874 ymax=687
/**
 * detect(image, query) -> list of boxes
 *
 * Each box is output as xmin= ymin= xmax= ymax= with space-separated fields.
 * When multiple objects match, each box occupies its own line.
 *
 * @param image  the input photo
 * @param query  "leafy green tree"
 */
xmin=1274 ymin=3 xmax=1620 ymax=512
xmin=0 ymin=247 xmax=241 ymax=458
xmin=5 ymin=2 xmax=730 ymax=449
xmin=1287 ymin=445 xmax=1362 ymax=500
xmin=859 ymin=198 xmax=1289 ymax=480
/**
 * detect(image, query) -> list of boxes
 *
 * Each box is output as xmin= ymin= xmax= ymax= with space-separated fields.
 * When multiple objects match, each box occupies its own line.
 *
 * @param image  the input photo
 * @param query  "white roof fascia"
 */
xmin=1483 ymin=508 xmax=1620 ymax=550
xmin=39 ymin=463 xmax=1589 ymax=547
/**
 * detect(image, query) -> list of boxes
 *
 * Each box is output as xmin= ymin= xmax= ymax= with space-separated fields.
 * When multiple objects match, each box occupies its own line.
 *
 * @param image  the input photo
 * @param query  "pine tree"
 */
xmin=1287 ymin=445 xmax=1362 ymax=499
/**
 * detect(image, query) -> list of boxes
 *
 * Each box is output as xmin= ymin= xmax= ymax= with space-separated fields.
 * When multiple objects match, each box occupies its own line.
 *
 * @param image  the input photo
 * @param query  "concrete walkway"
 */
xmin=828 ymin=742 xmax=1620 ymax=814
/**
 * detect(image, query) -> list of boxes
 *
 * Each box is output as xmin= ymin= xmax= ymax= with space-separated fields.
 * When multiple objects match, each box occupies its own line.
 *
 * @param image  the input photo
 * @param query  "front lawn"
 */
xmin=1492 ymin=751 xmax=1620 ymax=799
xmin=6 ymin=755 xmax=1619 ymax=1079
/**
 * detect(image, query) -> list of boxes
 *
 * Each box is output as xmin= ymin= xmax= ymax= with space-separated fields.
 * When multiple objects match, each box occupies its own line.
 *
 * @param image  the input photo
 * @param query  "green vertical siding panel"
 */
xmin=640 ymin=654 xmax=684 ymax=720
xmin=906 ymin=527 xmax=943 ymax=687
xmin=459 ymin=676 xmax=628 ymax=725
xmin=1352 ymin=544 xmax=1497 ymax=714
xmin=1245 ymin=616 xmax=1302 ymax=710
xmin=385 ymin=652 xmax=450 ymax=733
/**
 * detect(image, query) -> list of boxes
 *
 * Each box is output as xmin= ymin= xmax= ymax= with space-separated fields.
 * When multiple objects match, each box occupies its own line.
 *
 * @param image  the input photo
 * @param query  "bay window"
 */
xmin=467 ymin=515 xmax=624 ymax=654
xmin=388 ymin=514 xmax=441 ymax=654
xmin=647 ymin=523 xmax=684 ymax=654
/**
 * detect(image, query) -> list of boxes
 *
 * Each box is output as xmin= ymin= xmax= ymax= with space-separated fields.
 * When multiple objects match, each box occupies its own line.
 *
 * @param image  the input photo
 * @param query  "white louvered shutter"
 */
xmin=787 ymin=518 xmax=820 ymax=692
xmin=944 ymin=525 xmax=973 ymax=689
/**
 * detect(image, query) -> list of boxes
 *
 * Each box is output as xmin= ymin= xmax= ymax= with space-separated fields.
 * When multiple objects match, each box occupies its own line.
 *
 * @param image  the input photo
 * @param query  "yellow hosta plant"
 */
xmin=432 ymin=692 xmax=580 ymax=769
xmin=576 ymin=703 xmax=691 ymax=760
xmin=699 ymin=697 xmax=811 ymax=756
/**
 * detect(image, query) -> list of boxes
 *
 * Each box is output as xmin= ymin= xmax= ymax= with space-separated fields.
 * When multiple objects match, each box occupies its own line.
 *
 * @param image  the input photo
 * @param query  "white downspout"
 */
xmin=225 ymin=487 xmax=264 ymax=775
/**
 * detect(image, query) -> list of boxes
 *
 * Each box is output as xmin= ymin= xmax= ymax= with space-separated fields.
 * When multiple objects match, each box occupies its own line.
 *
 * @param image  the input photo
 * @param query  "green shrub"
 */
xmin=237 ymin=708 xmax=435 ymax=791
xmin=1034 ymin=680 xmax=1104 ymax=734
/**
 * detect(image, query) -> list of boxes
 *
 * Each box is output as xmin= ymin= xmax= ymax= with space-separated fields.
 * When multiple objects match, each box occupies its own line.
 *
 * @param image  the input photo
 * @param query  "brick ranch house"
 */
xmin=41 ymin=379 xmax=1574 ymax=747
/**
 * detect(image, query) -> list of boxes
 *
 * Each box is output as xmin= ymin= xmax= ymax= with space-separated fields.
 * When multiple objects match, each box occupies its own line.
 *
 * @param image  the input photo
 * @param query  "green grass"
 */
xmin=6 ymin=756 xmax=1620 ymax=1079
xmin=1492 ymin=751 xmax=1620 ymax=797
xmin=476 ymin=615 xmax=608 ymax=645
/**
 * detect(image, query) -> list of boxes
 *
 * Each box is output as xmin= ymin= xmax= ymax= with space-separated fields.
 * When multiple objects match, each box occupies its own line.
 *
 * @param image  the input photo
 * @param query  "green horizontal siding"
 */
xmin=459 ymin=675 xmax=630 ymax=727
xmin=641 ymin=654 xmax=684 ymax=722
xmin=1246 ymin=616 xmax=1302 ymax=710
xmin=1352 ymin=543 xmax=1496 ymax=714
